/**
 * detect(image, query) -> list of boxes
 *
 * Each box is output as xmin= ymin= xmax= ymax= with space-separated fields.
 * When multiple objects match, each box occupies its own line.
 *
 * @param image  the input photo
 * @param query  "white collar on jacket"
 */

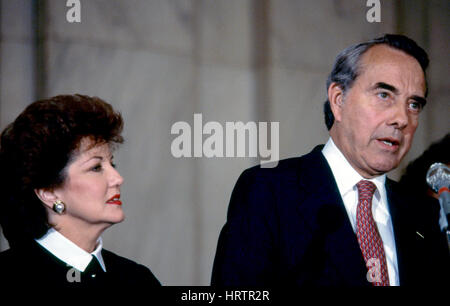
xmin=35 ymin=227 xmax=106 ymax=272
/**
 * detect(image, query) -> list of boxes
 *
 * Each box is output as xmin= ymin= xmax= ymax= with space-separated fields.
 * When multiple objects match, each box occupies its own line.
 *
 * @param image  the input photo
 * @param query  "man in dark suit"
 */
xmin=211 ymin=34 xmax=449 ymax=286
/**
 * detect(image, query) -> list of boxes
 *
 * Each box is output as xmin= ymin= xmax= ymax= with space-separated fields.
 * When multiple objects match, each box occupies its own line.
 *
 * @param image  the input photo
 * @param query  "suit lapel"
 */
xmin=385 ymin=179 xmax=415 ymax=286
xmin=295 ymin=146 xmax=369 ymax=285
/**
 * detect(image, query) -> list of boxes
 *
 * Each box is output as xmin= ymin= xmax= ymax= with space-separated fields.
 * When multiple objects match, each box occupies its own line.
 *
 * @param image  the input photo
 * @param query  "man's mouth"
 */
xmin=377 ymin=138 xmax=400 ymax=151
xmin=106 ymin=194 xmax=122 ymax=205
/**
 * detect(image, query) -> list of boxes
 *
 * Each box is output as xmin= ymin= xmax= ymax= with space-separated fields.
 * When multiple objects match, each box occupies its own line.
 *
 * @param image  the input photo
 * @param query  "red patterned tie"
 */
xmin=356 ymin=180 xmax=390 ymax=286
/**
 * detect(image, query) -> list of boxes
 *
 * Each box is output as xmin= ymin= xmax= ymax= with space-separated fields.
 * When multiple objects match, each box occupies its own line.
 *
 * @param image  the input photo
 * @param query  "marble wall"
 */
xmin=0 ymin=0 xmax=35 ymax=126
xmin=1 ymin=0 xmax=449 ymax=285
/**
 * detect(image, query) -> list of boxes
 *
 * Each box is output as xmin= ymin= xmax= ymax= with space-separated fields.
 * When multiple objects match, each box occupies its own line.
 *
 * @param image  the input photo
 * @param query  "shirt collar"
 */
xmin=322 ymin=137 xmax=386 ymax=199
xmin=35 ymin=228 xmax=106 ymax=272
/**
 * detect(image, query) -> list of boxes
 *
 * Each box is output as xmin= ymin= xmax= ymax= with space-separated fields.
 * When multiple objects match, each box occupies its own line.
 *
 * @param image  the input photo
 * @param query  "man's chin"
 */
xmin=370 ymin=159 xmax=401 ymax=175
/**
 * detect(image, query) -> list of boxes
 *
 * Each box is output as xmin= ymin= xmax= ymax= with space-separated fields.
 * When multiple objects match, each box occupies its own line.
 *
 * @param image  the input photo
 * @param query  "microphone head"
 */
xmin=426 ymin=162 xmax=450 ymax=193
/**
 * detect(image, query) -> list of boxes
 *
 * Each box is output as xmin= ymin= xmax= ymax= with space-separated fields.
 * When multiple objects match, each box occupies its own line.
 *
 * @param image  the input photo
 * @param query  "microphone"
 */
xmin=426 ymin=162 xmax=450 ymax=233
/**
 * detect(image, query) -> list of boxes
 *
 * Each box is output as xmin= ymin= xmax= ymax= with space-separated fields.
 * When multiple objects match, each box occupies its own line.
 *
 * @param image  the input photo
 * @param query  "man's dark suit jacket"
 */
xmin=0 ymin=239 xmax=161 ymax=288
xmin=212 ymin=145 xmax=449 ymax=286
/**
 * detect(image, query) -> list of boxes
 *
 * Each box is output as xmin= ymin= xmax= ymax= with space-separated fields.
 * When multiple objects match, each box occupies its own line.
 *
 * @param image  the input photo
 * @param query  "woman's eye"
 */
xmin=91 ymin=164 xmax=102 ymax=172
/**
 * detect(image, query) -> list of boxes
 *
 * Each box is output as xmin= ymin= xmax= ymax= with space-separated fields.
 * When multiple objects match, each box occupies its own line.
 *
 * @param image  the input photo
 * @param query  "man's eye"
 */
xmin=408 ymin=101 xmax=422 ymax=113
xmin=377 ymin=92 xmax=389 ymax=99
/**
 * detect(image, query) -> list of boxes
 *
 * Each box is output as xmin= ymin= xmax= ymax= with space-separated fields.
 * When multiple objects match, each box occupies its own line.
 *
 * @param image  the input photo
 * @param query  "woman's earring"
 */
xmin=52 ymin=200 xmax=66 ymax=214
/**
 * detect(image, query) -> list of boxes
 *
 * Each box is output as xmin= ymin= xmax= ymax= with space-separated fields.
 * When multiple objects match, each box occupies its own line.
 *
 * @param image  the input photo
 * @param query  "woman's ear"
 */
xmin=327 ymin=82 xmax=345 ymax=123
xmin=34 ymin=188 xmax=58 ymax=209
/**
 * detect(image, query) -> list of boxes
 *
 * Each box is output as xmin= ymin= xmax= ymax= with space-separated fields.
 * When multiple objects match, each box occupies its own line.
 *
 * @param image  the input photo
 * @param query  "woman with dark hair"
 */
xmin=0 ymin=94 xmax=160 ymax=288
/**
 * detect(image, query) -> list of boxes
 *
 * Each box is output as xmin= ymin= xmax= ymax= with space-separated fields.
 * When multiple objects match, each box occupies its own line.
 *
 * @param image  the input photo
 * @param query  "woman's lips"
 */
xmin=106 ymin=194 xmax=122 ymax=205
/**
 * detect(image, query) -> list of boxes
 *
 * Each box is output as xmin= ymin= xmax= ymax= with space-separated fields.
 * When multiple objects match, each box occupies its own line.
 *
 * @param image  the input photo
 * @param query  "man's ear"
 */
xmin=328 ymin=82 xmax=345 ymax=123
xmin=34 ymin=188 xmax=58 ymax=209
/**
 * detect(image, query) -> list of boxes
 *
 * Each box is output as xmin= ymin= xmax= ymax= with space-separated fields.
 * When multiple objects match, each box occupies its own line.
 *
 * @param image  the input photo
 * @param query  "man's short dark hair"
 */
xmin=323 ymin=34 xmax=429 ymax=130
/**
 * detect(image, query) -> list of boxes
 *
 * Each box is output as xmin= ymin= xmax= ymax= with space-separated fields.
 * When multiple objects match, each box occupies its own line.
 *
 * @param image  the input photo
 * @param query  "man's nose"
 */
xmin=388 ymin=101 xmax=409 ymax=129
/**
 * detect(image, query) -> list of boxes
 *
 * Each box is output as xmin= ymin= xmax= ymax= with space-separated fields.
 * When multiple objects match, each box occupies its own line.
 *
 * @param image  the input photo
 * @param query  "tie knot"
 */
xmin=356 ymin=180 xmax=377 ymax=200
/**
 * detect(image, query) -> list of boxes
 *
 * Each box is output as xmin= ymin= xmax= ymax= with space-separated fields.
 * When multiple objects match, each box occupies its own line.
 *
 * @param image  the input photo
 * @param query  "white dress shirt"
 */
xmin=322 ymin=137 xmax=399 ymax=286
xmin=35 ymin=227 xmax=106 ymax=272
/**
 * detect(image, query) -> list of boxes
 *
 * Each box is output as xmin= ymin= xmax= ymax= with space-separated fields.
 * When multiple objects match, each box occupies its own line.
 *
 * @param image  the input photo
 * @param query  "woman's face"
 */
xmin=54 ymin=138 xmax=124 ymax=231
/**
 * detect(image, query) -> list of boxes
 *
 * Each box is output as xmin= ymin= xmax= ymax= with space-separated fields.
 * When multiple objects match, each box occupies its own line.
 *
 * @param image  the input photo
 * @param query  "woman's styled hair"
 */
xmin=0 ymin=94 xmax=124 ymax=247
xmin=323 ymin=34 xmax=429 ymax=130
